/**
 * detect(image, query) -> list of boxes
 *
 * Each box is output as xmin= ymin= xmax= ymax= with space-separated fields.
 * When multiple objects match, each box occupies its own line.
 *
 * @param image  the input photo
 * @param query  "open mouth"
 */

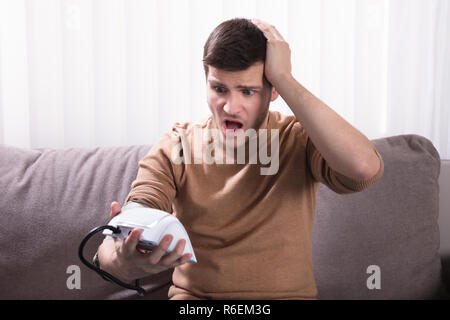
xmin=224 ymin=119 xmax=243 ymax=130
xmin=223 ymin=119 xmax=244 ymax=136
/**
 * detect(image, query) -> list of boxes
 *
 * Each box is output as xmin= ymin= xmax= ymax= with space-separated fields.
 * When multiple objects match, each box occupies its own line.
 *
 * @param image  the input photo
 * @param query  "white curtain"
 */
xmin=0 ymin=0 xmax=449 ymax=159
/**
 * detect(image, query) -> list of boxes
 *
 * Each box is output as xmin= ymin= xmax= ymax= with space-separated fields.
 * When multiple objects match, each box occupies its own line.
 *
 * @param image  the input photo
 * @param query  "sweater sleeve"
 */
xmin=124 ymin=131 xmax=183 ymax=213
xmin=306 ymin=136 xmax=384 ymax=194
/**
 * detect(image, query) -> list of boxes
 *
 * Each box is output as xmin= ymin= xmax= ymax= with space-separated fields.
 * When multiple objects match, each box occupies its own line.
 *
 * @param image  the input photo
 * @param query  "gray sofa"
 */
xmin=0 ymin=134 xmax=449 ymax=299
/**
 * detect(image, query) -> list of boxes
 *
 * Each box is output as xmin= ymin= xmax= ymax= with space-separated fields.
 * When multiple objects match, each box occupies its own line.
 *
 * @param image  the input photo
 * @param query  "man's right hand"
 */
xmin=97 ymin=201 xmax=192 ymax=283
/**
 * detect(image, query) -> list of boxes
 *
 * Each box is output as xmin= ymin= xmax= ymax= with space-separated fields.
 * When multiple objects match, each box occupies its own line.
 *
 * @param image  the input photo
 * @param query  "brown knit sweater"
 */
xmin=124 ymin=110 xmax=384 ymax=299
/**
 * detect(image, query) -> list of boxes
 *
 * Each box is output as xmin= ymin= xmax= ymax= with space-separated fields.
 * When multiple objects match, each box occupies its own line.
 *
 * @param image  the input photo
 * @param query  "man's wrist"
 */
xmin=272 ymin=72 xmax=294 ymax=91
xmin=92 ymin=250 xmax=113 ymax=282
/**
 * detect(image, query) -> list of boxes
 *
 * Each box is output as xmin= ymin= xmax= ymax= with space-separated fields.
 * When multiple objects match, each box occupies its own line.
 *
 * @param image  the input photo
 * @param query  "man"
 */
xmin=97 ymin=18 xmax=384 ymax=300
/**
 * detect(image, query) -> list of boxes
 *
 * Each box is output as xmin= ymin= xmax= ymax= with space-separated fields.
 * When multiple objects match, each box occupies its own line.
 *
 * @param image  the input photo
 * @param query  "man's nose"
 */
xmin=223 ymin=94 xmax=242 ymax=114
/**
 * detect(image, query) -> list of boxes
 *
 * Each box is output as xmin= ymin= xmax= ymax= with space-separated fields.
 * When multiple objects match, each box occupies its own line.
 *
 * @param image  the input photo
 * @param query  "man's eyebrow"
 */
xmin=208 ymin=80 xmax=263 ymax=90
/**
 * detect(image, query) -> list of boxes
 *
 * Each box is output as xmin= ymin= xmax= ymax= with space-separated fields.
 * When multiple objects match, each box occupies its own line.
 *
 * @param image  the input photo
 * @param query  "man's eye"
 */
xmin=214 ymin=86 xmax=226 ymax=93
xmin=242 ymin=89 xmax=255 ymax=96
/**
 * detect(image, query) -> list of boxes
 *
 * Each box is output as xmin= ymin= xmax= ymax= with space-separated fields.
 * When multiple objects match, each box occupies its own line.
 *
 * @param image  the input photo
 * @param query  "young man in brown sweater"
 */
xmin=97 ymin=18 xmax=384 ymax=300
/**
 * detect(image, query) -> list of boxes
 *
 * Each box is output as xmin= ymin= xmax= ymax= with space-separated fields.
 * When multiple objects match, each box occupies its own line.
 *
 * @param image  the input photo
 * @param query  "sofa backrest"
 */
xmin=0 ymin=134 xmax=448 ymax=299
xmin=312 ymin=134 xmax=448 ymax=299
xmin=0 ymin=144 xmax=171 ymax=299
xmin=438 ymin=160 xmax=450 ymax=255
xmin=438 ymin=159 xmax=450 ymax=294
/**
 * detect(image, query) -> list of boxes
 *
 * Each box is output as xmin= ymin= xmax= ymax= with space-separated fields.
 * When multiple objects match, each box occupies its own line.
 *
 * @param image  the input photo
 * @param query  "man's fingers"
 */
xmin=173 ymin=253 xmax=192 ymax=267
xmin=122 ymin=228 xmax=143 ymax=257
xmin=271 ymin=26 xmax=285 ymax=41
xmin=251 ymin=19 xmax=274 ymax=40
xmin=159 ymin=239 xmax=187 ymax=266
xmin=251 ymin=19 xmax=283 ymax=41
xmin=109 ymin=201 xmax=122 ymax=220
xmin=147 ymin=235 xmax=173 ymax=265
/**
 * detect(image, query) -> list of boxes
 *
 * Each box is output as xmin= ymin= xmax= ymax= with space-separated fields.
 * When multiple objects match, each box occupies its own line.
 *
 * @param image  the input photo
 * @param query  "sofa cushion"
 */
xmin=312 ymin=134 xmax=449 ymax=299
xmin=0 ymin=144 xmax=172 ymax=299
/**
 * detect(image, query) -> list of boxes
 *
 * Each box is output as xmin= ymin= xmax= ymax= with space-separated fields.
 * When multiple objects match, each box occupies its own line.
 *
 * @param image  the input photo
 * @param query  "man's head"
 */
xmin=203 ymin=18 xmax=279 ymax=139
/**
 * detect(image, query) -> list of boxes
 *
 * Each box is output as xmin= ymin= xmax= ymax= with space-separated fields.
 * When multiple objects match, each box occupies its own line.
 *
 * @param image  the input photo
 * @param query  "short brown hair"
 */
xmin=203 ymin=18 xmax=269 ymax=84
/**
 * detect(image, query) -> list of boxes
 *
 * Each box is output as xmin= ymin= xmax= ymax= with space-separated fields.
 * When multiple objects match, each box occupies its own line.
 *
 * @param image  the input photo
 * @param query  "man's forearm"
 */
xmin=275 ymin=74 xmax=380 ymax=181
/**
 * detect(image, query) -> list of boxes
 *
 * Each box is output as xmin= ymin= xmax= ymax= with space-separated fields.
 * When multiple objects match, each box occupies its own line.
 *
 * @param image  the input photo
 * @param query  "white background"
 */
xmin=0 ymin=0 xmax=449 ymax=159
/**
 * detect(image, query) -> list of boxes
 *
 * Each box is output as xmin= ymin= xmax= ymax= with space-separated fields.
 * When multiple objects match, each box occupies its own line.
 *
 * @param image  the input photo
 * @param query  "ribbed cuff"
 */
xmin=334 ymin=147 xmax=384 ymax=192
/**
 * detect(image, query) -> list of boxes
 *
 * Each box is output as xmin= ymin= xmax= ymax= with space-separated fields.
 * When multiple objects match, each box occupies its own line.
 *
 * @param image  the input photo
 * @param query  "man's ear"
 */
xmin=270 ymin=87 xmax=279 ymax=102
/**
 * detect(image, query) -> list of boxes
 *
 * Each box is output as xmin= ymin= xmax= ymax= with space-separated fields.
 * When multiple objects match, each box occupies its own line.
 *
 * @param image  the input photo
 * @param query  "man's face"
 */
xmin=206 ymin=62 xmax=278 ymax=140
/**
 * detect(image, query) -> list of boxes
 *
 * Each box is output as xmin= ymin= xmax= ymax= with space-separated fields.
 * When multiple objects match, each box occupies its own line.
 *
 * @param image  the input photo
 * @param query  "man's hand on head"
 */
xmin=251 ymin=19 xmax=293 ymax=88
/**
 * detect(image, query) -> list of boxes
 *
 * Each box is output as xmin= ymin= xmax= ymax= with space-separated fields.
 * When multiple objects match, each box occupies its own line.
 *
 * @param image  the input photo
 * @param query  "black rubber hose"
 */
xmin=78 ymin=225 xmax=146 ymax=296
